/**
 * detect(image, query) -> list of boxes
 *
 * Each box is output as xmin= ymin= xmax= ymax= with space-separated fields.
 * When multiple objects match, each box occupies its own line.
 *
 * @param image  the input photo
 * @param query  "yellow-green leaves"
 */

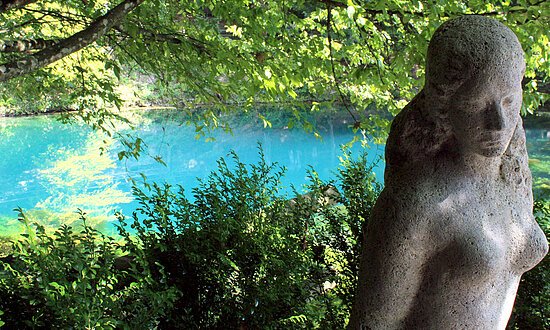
xmin=226 ymin=24 xmax=243 ymax=38
xmin=0 ymin=0 xmax=548 ymax=139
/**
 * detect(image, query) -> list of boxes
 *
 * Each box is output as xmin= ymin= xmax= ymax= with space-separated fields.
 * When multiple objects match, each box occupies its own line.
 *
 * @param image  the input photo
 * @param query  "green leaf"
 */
xmin=346 ymin=6 xmax=356 ymax=19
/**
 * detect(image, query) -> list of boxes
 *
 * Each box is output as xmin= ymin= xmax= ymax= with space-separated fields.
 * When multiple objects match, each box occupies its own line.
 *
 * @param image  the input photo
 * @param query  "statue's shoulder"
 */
xmin=370 ymin=186 xmax=441 ymax=234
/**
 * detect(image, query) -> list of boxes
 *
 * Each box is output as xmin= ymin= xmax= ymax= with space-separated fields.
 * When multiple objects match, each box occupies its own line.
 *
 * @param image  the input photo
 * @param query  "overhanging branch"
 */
xmin=318 ymin=0 xmax=538 ymax=19
xmin=114 ymin=25 xmax=211 ymax=55
xmin=0 ymin=39 xmax=57 ymax=52
xmin=0 ymin=0 xmax=37 ymax=14
xmin=0 ymin=0 xmax=145 ymax=82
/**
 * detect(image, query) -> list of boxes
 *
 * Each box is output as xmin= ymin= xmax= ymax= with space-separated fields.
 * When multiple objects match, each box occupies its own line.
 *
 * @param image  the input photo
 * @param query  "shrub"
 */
xmin=0 ymin=147 xmax=380 ymax=328
xmin=0 ymin=209 xmax=178 ymax=329
xmin=116 ymin=146 xmax=381 ymax=328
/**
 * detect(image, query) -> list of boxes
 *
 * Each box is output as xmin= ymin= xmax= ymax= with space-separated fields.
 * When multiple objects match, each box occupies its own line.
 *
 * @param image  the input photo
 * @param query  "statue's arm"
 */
xmin=351 ymin=191 xmax=431 ymax=329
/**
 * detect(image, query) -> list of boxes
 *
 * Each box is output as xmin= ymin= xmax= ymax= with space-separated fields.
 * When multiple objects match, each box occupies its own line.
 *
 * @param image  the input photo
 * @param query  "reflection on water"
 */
xmin=0 ymin=117 xmax=134 ymax=234
xmin=0 ymin=111 xmax=384 ymax=235
xmin=35 ymin=136 xmax=132 ymax=223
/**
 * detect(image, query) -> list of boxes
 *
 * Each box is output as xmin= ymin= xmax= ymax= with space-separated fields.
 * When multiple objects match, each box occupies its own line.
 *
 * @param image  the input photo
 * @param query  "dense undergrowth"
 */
xmin=0 ymin=149 xmax=548 ymax=329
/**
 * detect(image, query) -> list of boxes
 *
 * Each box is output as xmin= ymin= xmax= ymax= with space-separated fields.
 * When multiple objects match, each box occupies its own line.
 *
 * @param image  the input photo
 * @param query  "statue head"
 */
xmin=385 ymin=15 xmax=531 ymax=187
xmin=424 ymin=15 xmax=525 ymax=157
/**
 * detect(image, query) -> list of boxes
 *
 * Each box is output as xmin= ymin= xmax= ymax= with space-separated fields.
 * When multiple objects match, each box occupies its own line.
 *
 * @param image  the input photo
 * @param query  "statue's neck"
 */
xmin=456 ymin=153 xmax=502 ymax=180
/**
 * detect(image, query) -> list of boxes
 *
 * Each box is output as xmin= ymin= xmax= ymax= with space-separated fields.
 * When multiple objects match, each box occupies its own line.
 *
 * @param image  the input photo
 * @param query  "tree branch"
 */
xmin=318 ymin=0 xmax=345 ymax=8
xmin=0 ymin=0 xmax=37 ymax=14
xmin=0 ymin=39 xmax=57 ymax=52
xmin=317 ymin=0 xmax=539 ymax=19
xmin=22 ymin=7 xmax=90 ymax=25
xmin=326 ymin=1 xmax=359 ymax=125
xmin=114 ymin=25 xmax=210 ymax=55
xmin=0 ymin=0 xmax=145 ymax=82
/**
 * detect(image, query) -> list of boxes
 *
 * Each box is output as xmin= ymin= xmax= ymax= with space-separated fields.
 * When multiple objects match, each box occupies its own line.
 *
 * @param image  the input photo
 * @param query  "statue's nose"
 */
xmin=484 ymin=101 xmax=506 ymax=131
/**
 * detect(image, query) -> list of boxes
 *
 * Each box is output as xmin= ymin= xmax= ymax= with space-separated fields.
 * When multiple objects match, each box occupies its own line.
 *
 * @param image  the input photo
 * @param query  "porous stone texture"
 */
xmin=349 ymin=15 xmax=548 ymax=329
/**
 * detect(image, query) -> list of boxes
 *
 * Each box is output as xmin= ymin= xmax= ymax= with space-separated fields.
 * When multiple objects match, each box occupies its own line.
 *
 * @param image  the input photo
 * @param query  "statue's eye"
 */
xmin=459 ymin=100 xmax=483 ymax=112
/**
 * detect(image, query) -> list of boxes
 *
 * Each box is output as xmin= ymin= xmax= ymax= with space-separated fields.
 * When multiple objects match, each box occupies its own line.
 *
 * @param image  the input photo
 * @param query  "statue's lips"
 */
xmin=479 ymin=137 xmax=505 ymax=147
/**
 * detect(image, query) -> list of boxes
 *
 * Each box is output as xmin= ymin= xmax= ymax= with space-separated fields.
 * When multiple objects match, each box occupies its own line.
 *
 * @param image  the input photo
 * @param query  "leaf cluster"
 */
xmin=1 ymin=1 xmax=548 ymax=138
xmin=0 ymin=208 xmax=178 ymax=329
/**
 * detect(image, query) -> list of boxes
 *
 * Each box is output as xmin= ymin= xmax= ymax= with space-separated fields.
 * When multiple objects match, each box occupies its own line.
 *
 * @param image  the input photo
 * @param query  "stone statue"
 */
xmin=349 ymin=15 xmax=548 ymax=329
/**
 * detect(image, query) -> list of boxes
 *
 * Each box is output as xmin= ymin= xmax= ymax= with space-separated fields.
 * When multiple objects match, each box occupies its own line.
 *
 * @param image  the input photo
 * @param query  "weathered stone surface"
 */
xmin=349 ymin=15 xmax=548 ymax=329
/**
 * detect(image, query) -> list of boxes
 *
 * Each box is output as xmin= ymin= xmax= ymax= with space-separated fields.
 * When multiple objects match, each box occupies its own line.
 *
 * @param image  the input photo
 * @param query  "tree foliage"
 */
xmin=0 ymin=0 xmax=548 ymax=136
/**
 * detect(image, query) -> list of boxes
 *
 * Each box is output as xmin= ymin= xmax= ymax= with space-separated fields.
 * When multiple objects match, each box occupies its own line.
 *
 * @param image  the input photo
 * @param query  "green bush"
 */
xmin=0 ymin=209 xmax=178 ymax=329
xmin=116 ymin=147 xmax=380 ymax=328
xmin=0 ymin=147 xmax=380 ymax=328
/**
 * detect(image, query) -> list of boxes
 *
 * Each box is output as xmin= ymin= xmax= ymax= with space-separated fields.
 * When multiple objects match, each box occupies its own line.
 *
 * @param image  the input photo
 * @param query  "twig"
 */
xmin=326 ymin=2 xmax=359 ymax=125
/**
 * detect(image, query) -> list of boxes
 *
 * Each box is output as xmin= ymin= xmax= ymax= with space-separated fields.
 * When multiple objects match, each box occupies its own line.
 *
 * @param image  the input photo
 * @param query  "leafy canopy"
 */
xmin=0 ymin=0 xmax=548 ymax=137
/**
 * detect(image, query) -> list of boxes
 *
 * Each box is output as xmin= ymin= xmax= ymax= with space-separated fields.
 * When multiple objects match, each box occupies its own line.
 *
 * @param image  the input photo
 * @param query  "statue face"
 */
xmin=448 ymin=69 xmax=523 ymax=158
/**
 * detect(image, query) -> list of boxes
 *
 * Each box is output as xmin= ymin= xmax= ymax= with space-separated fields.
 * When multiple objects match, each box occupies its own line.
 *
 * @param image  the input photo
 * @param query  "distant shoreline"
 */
xmin=2 ymin=105 xmax=549 ymax=130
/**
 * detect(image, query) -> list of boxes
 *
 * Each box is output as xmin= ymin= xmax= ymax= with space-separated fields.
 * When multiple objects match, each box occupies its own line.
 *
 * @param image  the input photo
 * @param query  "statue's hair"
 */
xmin=425 ymin=15 xmax=525 ymax=102
xmin=385 ymin=15 xmax=530 ymax=191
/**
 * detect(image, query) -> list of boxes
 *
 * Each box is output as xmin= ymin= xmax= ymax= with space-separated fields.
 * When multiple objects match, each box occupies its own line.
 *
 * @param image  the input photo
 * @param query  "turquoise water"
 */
xmin=1 ymin=112 xmax=548 ymax=235
xmin=0 ymin=112 xmax=384 ymax=235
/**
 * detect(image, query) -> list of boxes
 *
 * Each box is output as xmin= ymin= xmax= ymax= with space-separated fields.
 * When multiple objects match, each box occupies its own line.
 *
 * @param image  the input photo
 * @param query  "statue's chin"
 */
xmin=459 ymin=138 xmax=511 ymax=158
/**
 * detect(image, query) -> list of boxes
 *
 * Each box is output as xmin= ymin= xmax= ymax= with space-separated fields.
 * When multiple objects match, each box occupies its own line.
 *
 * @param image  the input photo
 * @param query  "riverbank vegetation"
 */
xmin=0 ymin=150 xmax=548 ymax=328
xmin=0 ymin=150 xmax=377 ymax=328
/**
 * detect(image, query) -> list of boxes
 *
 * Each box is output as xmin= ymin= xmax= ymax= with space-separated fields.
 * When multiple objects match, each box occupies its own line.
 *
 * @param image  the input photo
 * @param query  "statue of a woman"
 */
xmin=349 ymin=15 xmax=548 ymax=329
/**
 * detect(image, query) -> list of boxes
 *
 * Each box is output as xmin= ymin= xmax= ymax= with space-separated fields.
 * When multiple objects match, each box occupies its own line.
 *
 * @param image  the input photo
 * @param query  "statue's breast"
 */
xmin=506 ymin=205 xmax=548 ymax=272
xmin=436 ymin=187 xmax=548 ymax=278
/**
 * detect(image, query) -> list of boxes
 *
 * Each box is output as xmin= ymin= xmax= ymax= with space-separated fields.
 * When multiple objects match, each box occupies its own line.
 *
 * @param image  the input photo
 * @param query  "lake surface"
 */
xmin=0 ymin=111 xmax=384 ymax=235
xmin=0 ymin=111 xmax=548 ymax=236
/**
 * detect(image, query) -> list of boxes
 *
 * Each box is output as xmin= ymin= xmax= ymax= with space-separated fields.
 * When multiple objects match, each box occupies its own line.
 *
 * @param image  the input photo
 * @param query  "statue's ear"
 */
xmin=500 ymin=119 xmax=531 ymax=191
xmin=503 ymin=119 xmax=527 ymax=165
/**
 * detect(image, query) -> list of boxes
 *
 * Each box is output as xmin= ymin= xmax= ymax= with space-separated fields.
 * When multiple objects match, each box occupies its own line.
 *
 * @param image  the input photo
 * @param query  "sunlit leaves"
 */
xmin=0 ymin=0 xmax=548 ymax=138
